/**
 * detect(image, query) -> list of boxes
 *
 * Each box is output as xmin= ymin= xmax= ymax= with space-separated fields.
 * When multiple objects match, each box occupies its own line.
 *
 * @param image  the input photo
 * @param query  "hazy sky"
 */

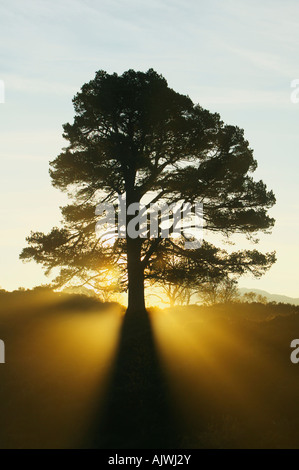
xmin=1 ymin=0 xmax=299 ymax=296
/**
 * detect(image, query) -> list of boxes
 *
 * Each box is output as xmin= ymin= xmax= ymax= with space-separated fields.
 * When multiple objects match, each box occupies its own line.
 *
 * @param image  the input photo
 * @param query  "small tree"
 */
xmin=240 ymin=292 xmax=268 ymax=304
xmin=196 ymin=277 xmax=239 ymax=305
xmin=20 ymin=69 xmax=276 ymax=316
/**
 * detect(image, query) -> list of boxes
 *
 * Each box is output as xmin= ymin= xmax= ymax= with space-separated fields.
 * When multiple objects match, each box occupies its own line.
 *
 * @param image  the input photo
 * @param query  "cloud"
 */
xmin=195 ymin=87 xmax=289 ymax=107
xmin=2 ymin=74 xmax=78 ymax=96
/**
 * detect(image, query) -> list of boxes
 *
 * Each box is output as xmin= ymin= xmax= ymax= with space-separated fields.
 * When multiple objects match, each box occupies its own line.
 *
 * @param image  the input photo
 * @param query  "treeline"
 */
xmin=0 ymin=286 xmax=124 ymax=315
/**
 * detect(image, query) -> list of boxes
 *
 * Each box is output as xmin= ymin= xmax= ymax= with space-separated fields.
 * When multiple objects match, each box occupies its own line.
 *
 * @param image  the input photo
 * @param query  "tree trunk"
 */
xmin=126 ymin=236 xmax=146 ymax=315
xmin=125 ymin=186 xmax=147 ymax=317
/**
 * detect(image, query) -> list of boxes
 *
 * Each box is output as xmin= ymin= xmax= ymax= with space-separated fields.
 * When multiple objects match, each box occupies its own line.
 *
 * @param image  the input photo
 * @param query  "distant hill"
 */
xmin=239 ymin=287 xmax=299 ymax=305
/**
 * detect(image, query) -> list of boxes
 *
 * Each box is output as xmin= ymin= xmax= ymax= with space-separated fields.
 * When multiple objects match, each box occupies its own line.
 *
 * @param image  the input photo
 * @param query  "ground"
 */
xmin=0 ymin=290 xmax=298 ymax=449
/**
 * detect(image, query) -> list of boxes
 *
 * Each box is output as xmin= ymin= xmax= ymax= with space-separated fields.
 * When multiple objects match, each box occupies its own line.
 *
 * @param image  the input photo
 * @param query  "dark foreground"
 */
xmin=0 ymin=289 xmax=299 ymax=448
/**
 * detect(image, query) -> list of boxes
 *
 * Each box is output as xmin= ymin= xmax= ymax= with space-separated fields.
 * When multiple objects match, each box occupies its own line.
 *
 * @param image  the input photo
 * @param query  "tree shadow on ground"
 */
xmin=85 ymin=310 xmax=179 ymax=449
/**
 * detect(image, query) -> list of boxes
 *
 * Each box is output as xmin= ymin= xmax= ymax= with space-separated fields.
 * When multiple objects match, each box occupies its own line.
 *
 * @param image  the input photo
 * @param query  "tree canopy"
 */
xmin=20 ymin=69 xmax=276 ymax=314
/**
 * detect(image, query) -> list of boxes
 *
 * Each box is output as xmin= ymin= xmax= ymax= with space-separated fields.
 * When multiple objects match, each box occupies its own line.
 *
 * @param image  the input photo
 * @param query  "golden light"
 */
xmin=0 ymin=299 xmax=122 ymax=449
xmin=150 ymin=306 xmax=282 ymax=447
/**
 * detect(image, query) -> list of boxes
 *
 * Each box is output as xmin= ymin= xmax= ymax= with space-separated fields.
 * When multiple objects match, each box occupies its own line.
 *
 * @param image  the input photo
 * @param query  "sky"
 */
xmin=1 ymin=0 xmax=299 ymax=296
